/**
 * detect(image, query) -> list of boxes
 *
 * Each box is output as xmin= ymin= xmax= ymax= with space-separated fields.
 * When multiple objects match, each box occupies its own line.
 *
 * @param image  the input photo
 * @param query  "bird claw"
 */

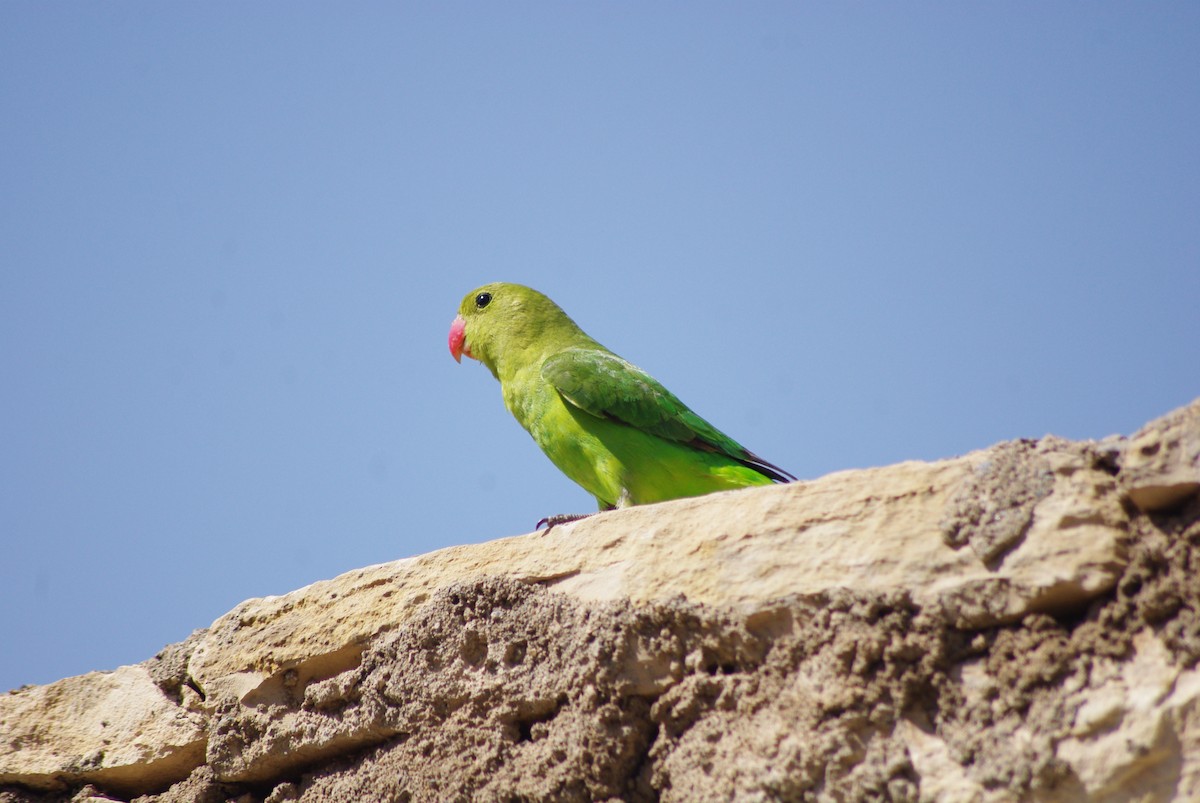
xmin=536 ymin=513 xmax=593 ymax=531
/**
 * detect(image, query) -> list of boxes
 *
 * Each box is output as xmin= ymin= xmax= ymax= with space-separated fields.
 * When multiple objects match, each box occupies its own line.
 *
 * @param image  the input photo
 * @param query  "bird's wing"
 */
xmin=541 ymin=348 xmax=697 ymax=441
xmin=541 ymin=348 xmax=795 ymax=482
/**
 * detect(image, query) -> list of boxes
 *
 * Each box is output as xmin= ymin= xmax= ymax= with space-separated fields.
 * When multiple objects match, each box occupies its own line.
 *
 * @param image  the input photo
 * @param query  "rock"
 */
xmin=1121 ymin=397 xmax=1200 ymax=512
xmin=0 ymin=666 xmax=206 ymax=797
xmin=2 ymin=397 xmax=1198 ymax=802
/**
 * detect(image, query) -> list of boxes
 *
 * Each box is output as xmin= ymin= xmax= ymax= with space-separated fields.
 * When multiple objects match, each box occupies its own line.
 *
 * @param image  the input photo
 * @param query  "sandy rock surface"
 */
xmin=2 ymin=398 xmax=1198 ymax=802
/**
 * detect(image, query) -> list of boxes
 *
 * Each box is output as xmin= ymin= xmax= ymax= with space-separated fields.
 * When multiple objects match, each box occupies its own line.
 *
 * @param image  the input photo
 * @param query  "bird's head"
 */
xmin=449 ymin=282 xmax=582 ymax=379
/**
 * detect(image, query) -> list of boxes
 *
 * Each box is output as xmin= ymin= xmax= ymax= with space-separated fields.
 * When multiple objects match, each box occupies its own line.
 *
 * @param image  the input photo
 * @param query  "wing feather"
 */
xmin=541 ymin=348 xmax=795 ymax=482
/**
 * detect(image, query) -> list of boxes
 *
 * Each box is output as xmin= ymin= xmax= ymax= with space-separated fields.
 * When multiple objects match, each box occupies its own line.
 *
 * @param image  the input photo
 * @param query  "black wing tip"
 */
xmin=689 ymin=439 xmax=798 ymax=483
xmin=741 ymin=452 xmax=798 ymax=484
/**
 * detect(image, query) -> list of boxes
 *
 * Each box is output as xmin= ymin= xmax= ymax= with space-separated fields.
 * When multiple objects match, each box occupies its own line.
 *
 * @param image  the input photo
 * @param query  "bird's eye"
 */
xmin=475 ymin=292 xmax=492 ymax=309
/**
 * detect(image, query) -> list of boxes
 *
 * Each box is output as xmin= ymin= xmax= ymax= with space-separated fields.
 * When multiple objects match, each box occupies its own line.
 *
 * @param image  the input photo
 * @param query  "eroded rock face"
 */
xmin=2 ymin=398 xmax=1198 ymax=803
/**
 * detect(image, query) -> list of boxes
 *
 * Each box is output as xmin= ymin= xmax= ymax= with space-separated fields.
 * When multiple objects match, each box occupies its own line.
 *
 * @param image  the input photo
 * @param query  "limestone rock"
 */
xmin=0 ymin=666 xmax=206 ymax=797
xmin=1121 ymin=397 xmax=1200 ymax=512
xmin=1 ymin=397 xmax=1198 ymax=802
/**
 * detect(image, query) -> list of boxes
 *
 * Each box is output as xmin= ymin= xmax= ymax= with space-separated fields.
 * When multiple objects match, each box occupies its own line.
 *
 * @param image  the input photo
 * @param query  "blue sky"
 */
xmin=2 ymin=4 xmax=1197 ymax=692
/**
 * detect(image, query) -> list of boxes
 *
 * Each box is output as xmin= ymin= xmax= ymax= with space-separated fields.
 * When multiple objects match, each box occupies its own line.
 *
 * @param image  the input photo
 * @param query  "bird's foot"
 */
xmin=536 ymin=513 xmax=594 ymax=531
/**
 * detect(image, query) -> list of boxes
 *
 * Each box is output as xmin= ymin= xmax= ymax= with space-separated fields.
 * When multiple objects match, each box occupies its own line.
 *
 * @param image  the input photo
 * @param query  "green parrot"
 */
xmin=448 ymin=283 xmax=795 ymax=525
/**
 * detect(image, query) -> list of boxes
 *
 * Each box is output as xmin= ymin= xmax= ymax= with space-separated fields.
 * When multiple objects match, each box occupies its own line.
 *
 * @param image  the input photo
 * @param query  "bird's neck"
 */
xmin=493 ymin=324 xmax=596 ymax=383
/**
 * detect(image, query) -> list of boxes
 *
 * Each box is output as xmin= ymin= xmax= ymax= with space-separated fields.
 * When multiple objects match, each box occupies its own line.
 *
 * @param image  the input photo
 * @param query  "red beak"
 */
xmin=448 ymin=315 xmax=467 ymax=363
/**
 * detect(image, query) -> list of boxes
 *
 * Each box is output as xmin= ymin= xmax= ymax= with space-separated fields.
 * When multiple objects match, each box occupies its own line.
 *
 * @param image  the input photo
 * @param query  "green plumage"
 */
xmin=451 ymin=282 xmax=794 ymax=512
